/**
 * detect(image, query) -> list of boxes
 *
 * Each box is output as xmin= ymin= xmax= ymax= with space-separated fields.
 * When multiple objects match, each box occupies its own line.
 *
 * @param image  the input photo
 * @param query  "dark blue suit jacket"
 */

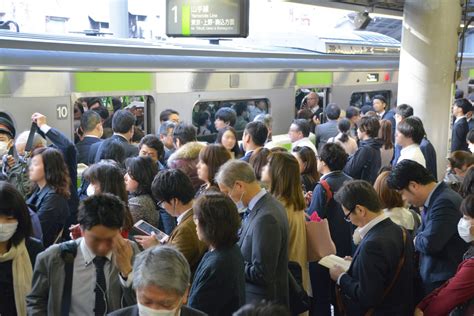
xmin=238 ymin=193 xmax=289 ymax=307
xmin=414 ymin=182 xmax=468 ymax=288
xmin=307 ymin=171 xmax=353 ymax=257
xmin=75 ymin=136 xmax=102 ymax=164
xmin=451 ymin=117 xmax=469 ymax=152
xmin=240 ymin=150 xmax=252 ymax=163
xmin=89 ymin=134 xmax=138 ymax=164
xmin=339 ymin=218 xmax=414 ymax=315
xmin=420 ymin=137 xmax=437 ymax=181
xmin=26 ymin=185 xmax=69 ymax=247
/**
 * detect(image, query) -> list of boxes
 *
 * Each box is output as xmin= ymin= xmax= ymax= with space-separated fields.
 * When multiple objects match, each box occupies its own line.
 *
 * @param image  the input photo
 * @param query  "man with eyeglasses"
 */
xmin=329 ymin=180 xmax=414 ymax=316
xmin=134 ymin=169 xmax=207 ymax=274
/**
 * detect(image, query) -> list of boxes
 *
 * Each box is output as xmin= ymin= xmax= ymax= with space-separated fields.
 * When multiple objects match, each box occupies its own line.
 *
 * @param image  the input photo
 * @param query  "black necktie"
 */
xmin=93 ymin=256 xmax=107 ymax=316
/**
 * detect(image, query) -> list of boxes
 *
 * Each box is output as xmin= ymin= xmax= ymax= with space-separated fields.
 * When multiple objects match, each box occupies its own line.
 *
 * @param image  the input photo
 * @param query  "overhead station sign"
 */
xmin=166 ymin=0 xmax=249 ymax=38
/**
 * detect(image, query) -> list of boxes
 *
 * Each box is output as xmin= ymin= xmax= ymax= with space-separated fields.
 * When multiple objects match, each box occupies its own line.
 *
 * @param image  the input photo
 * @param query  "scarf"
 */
xmin=0 ymin=239 xmax=32 ymax=316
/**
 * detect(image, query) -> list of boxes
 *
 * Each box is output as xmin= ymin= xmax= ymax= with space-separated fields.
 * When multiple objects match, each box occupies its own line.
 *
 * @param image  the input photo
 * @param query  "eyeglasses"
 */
xmin=344 ymin=207 xmax=355 ymax=222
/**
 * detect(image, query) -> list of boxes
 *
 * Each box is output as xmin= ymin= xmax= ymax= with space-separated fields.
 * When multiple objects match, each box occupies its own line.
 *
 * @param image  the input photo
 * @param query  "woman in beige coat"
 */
xmin=261 ymin=152 xmax=309 ymax=299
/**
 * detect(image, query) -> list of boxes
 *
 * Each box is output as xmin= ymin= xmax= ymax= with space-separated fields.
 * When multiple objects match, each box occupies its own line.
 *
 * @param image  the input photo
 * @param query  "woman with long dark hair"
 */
xmin=196 ymin=144 xmax=231 ymax=196
xmin=27 ymin=147 xmax=70 ymax=247
xmin=216 ymin=126 xmax=241 ymax=159
xmin=378 ymin=119 xmax=394 ymax=168
xmin=0 ymin=182 xmax=44 ymax=316
xmin=292 ymin=146 xmax=320 ymax=193
xmin=327 ymin=118 xmax=358 ymax=156
xmin=124 ymin=156 xmax=159 ymax=227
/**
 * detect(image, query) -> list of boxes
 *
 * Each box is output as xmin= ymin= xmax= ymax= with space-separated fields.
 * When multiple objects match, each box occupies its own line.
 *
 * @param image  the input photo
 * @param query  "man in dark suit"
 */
xmin=216 ymin=160 xmax=289 ymax=308
xmin=89 ymin=110 xmax=138 ymax=164
xmin=329 ymin=180 xmax=414 ymax=315
xmin=451 ymin=98 xmax=471 ymax=152
xmin=109 ymin=246 xmax=206 ymax=316
xmin=315 ymin=103 xmax=340 ymax=152
xmin=373 ymin=94 xmax=396 ymax=140
xmin=387 ymin=160 xmax=468 ymax=296
xmin=75 ymin=111 xmax=103 ymax=164
xmin=240 ymin=121 xmax=268 ymax=163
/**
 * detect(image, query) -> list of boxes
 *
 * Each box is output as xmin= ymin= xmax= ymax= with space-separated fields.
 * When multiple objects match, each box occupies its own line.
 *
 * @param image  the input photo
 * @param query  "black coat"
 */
xmin=88 ymin=134 xmax=138 ymax=164
xmin=451 ymin=117 xmax=469 ymax=152
xmin=343 ymin=138 xmax=382 ymax=184
xmin=75 ymin=136 xmax=102 ymax=164
xmin=27 ymin=185 xmax=69 ymax=247
xmin=188 ymin=245 xmax=246 ymax=316
xmin=339 ymin=218 xmax=414 ymax=315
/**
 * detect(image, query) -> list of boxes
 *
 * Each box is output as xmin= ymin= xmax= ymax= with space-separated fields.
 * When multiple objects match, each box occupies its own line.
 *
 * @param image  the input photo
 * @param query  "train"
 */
xmin=1 ymin=30 xmax=473 ymax=150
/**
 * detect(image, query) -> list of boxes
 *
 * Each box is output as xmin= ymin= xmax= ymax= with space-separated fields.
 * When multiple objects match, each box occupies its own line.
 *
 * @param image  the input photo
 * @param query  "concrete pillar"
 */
xmin=397 ymin=0 xmax=462 ymax=180
xmin=109 ymin=0 xmax=129 ymax=38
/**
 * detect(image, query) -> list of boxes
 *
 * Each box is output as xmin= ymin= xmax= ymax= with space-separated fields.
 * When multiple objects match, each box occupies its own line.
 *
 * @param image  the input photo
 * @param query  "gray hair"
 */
xmin=215 ymin=160 xmax=256 ymax=188
xmin=253 ymin=114 xmax=272 ymax=129
xmin=15 ymin=131 xmax=47 ymax=147
xmin=133 ymin=245 xmax=190 ymax=296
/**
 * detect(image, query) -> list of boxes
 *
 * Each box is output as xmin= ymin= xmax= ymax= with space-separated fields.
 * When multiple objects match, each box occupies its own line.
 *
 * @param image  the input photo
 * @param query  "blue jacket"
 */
xmin=75 ymin=136 xmax=102 ymax=164
xmin=451 ymin=118 xmax=469 ymax=152
xmin=343 ymin=138 xmax=382 ymax=184
xmin=420 ymin=137 xmax=437 ymax=181
xmin=26 ymin=185 xmax=69 ymax=247
xmin=414 ymin=182 xmax=468 ymax=288
xmin=307 ymin=171 xmax=353 ymax=257
xmin=339 ymin=218 xmax=414 ymax=315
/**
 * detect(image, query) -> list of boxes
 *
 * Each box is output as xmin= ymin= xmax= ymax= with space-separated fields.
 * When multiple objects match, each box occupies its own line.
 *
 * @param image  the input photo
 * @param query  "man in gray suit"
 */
xmin=27 ymin=194 xmax=139 ymax=315
xmin=216 ymin=160 xmax=289 ymax=308
xmin=315 ymin=103 xmax=341 ymax=152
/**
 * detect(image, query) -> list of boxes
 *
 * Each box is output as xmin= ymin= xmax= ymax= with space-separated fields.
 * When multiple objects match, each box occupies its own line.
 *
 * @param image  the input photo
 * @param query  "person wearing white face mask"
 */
xmin=215 ymin=160 xmax=290 ymax=308
xmin=415 ymin=195 xmax=474 ymax=316
xmin=134 ymin=169 xmax=207 ymax=275
xmin=0 ymin=182 xmax=44 ymax=316
xmin=109 ymin=246 xmax=206 ymax=316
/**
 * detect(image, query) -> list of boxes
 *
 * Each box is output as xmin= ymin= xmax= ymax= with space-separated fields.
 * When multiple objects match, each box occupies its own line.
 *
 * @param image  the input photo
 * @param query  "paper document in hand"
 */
xmin=318 ymin=255 xmax=351 ymax=272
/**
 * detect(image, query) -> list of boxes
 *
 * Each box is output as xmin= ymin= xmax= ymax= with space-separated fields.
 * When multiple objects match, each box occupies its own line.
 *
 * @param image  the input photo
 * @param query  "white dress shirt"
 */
xmin=397 ymin=144 xmax=426 ymax=167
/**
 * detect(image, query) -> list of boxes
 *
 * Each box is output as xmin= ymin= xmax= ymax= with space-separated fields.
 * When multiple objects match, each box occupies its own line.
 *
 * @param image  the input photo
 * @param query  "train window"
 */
xmin=73 ymin=95 xmax=153 ymax=144
xmin=192 ymin=98 xmax=271 ymax=142
xmin=295 ymin=88 xmax=328 ymax=123
xmin=350 ymin=90 xmax=392 ymax=109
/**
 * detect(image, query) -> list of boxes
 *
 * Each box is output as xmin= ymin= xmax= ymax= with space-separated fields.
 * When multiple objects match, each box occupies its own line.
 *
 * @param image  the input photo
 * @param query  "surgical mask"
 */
xmin=86 ymin=184 xmax=95 ymax=197
xmin=458 ymin=218 xmax=473 ymax=243
xmin=352 ymin=228 xmax=362 ymax=245
xmin=137 ymin=302 xmax=179 ymax=316
xmin=0 ymin=222 xmax=18 ymax=242
xmin=0 ymin=141 xmax=9 ymax=157
xmin=229 ymin=185 xmax=246 ymax=213
xmin=469 ymin=143 xmax=474 ymax=154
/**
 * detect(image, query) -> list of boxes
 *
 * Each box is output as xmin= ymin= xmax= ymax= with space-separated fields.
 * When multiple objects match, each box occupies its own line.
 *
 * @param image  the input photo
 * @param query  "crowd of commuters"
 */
xmin=0 ymin=91 xmax=473 ymax=316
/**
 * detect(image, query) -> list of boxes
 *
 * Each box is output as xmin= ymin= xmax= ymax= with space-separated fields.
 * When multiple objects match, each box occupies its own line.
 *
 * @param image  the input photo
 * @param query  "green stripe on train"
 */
xmin=296 ymin=72 xmax=333 ymax=86
xmin=182 ymin=4 xmax=191 ymax=36
xmin=470 ymin=69 xmax=474 ymax=78
xmin=74 ymin=72 xmax=153 ymax=92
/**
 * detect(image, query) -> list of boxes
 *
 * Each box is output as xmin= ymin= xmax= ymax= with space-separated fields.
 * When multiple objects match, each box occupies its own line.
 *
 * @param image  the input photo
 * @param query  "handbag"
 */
xmin=305 ymin=213 xmax=336 ymax=262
